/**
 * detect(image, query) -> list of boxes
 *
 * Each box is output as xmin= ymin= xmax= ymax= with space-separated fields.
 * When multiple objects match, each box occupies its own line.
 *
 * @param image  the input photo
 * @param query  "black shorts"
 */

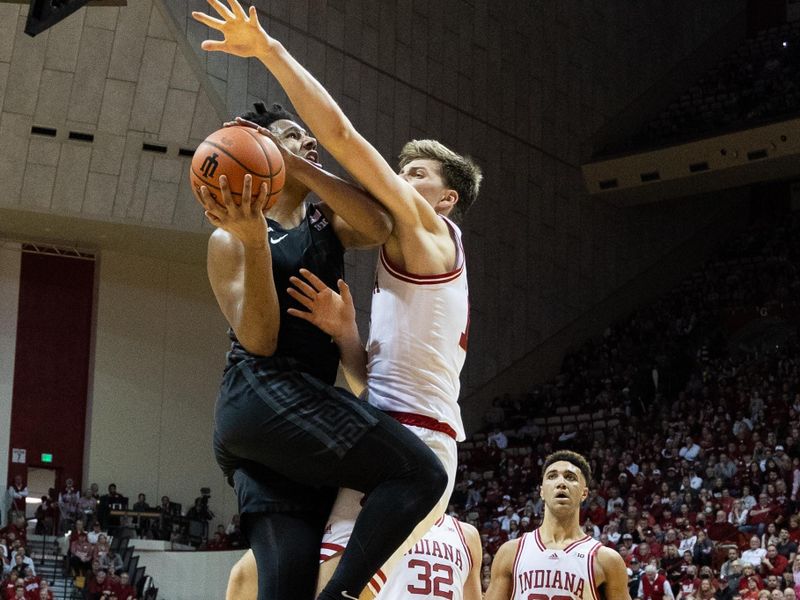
xmin=213 ymin=355 xmax=379 ymax=513
xmin=230 ymin=462 xmax=337 ymax=518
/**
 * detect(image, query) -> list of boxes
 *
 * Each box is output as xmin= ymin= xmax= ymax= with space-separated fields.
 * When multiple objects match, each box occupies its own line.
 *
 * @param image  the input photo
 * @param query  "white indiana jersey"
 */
xmin=512 ymin=529 xmax=603 ymax=600
xmin=376 ymin=515 xmax=473 ymax=600
xmin=366 ymin=216 xmax=469 ymax=441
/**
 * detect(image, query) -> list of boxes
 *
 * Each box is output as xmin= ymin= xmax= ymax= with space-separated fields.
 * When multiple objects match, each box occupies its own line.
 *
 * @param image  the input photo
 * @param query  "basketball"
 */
xmin=190 ymin=125 xmax=285 ymax=210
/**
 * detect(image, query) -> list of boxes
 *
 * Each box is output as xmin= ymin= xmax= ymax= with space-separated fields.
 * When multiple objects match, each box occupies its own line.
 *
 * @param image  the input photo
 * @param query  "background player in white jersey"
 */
xmin=485 ymin=451 xmax=631 ymax=600
xmin=194 ymin=3 xmax=483 ymax=598
xmin=375 ymin=515 xmax=483 ymax=600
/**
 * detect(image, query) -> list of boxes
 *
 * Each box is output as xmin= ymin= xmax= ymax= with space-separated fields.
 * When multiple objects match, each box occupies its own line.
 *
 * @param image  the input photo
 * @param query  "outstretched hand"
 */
xmin=192 ymin=0 xmax=274 ymax=58
xmin=287 ymin=269 xmax=356 ymax=339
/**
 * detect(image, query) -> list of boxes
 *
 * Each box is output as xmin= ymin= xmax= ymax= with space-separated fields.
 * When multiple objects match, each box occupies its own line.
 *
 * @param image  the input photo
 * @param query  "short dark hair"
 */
xmin=238 ymin=101 xmax=297 ymax=129
xmin=542 ymin=450 xmax=592 ymax=485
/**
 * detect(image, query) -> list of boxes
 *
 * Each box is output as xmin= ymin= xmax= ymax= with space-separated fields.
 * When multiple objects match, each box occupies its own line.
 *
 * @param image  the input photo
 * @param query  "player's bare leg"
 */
xmin=226 ymin=550 xmax=257 ymax=600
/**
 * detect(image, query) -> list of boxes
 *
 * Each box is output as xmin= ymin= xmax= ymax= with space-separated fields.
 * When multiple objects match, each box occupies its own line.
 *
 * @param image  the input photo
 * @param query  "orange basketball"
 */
xmin=190 ymin=125 xmax=285 ymax=210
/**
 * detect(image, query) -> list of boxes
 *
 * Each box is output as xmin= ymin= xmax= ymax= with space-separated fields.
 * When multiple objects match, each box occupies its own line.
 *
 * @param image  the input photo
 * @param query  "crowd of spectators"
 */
xmin=447 ymin=212 xmax=800 ymax=597
xmin=0 ymin=477 xmax=247 ymax=598
xmin=0 ymin=517 xmax=52 ymax=599
xmin=607 ymin=20 xmax=800 ymax=154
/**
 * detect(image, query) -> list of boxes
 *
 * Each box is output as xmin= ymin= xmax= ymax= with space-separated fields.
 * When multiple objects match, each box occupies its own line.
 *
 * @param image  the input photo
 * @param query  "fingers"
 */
xmin=288 ymin=275 xmax=318 ymax=300
xmin=337 ymin=280 xmax=353 ymax=305
xmin=228 ymin=0 xmax=248 ymax=20
xmin=204 ymin=211 xmax=223 ymax=227
xmin=219 ymin=175 xmax=236 ymax=207
xmin=255 ymin=182 xmax=269 ymax=213
xmin=200 ymin=40 xmax=228 ymax=53
xmin=191 ymin=11 xmax=226 ymax=30
xmin=196 ymin=185 xmax=222 ymax=213
xmin=297 ymin=268 xmax=329 ymax=293
xmin=191 ymin=184 xmax=204 ymax=207
xmin=241 ymin=174 xmax=253 ymax=211
xmin=206 ymin=0 xmax=235 ymax=20
xmin=235 ymin=117 xmax=260 ymax=130
xmin=286 ymin=287 xmax=316 ymax=311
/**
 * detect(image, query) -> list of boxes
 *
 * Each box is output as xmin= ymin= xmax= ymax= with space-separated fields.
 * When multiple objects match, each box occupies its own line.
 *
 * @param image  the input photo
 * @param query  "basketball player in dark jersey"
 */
xmin=194 ymin=101 xmax=448 ymax=600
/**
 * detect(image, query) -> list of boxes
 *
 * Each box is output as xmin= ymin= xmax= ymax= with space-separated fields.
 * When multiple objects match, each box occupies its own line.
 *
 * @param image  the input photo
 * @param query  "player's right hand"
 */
xmin=192 ymin=174 xmax=270 ymax=249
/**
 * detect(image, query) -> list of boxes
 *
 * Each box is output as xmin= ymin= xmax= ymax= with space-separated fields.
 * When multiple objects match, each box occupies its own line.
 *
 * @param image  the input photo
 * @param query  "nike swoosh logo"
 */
xmin=270 ymin=234 xmax=288 ymax=244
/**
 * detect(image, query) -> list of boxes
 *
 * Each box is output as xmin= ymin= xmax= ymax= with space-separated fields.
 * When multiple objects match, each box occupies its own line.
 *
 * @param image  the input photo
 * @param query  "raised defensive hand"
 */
xmin=192 ymin=0 xmax=274 ymax=58
xmin=287 ymin=269 xmax=356 ymax=339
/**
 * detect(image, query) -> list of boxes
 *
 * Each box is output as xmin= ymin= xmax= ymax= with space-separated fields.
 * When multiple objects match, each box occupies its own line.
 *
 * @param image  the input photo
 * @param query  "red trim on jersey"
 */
xmin=533 ymin=528 xmax=547 ymax=551
xmin=377 ymin=216 xmax=465 ymax=286
xmin=510 ymin=534 xmax=527 ymax=600
xmin=379 ymin=249 xmax=464 ymax=285
xmin=564 ymin=535 xmax=591 ymax=554
xmin=319 ymin=542 xmax=345 ymax=562
xmin=368 ymin=569 xmax=387 ymax=596
xmin=435 ymin=514 xmax=446 ymax=527
xmin=453 ymin=518 xmax=473 ymax=571
xmin=386 ymin=411 xmax=458 ymax=440
xmin=588 ymin=542 xmax=601 ymax=600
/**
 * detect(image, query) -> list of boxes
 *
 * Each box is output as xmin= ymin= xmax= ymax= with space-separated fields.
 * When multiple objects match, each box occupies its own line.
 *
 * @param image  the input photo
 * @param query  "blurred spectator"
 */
xmin=639 ymin=563 xmax=675 ymax=599
xmin=69 ymin=532 xmax=92 ymax=577
xmin=743 ymin=536 xmax=768 ymax=568
xmin=10 ymin=547 xmax=34 ymax=579
xmin=58 ymin=479 xmax=80 ymax=534
xmin=5 ymin=478 xmax=26 ymax=525
xmin=86 ymin=570 xmax=112 ymax=600
xmin=113 ymin=572 xmax=136 ymax=600
xmin=78 ymin=489 xmax=98 ymax=526
xmin=487 ymin=428 xmax=508 ymax=450
xmin=87 ymin=522 xmax=105 ymax=545
xmin=98 ymin=485 xmax=125 ymax=530
xmin=101 ymin=548 xmax=123 ymax=577
xmin=131 ymin=494 xmax=149 ymax=512
xmin=761 ymin=544 xmax=788 ymax=577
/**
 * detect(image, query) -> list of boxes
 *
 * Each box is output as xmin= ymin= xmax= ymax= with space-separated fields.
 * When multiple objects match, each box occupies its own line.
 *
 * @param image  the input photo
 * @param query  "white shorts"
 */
xmin=319 ymin=424 xmax=457 ymax=596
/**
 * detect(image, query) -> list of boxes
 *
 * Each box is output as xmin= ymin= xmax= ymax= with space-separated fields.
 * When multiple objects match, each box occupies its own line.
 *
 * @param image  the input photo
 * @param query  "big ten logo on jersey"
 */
xmin=309 ymin=207 xmax=330 ymax=231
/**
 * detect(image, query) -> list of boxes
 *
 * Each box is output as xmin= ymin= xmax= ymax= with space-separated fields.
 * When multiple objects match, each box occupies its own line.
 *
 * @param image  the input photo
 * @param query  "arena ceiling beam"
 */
xmin=582 ymin=116 xmax=800 ymax=206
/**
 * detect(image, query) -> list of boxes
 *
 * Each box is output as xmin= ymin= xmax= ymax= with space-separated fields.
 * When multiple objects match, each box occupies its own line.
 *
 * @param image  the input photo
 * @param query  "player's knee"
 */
xmin=417 ymin=453 xmax=448 ymax=504
xmin=227 ymin=553 xmax=254 ymax=599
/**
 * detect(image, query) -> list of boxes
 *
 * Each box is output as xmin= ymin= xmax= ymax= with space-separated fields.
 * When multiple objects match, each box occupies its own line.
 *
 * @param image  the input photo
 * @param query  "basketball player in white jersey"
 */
xmin=193 ymin=2 xmax=482 ymax=599
xmin=485 ymin=451 xmax=630 ymax=600
xmin=375 ymin=514 xmax=483 ymax=600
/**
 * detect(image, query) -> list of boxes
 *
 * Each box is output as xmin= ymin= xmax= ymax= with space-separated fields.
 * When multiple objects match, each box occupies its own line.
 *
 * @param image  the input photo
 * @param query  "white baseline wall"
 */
xmin=86 ymin=249 xmax=239 ymax=526
xmin=0 ymin=243 xmax=20 ymax=525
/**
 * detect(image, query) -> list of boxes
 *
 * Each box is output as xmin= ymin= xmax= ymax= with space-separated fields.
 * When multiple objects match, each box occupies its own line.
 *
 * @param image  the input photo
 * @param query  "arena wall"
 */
xmin=86 ymin=249 xmax=238 ymax=526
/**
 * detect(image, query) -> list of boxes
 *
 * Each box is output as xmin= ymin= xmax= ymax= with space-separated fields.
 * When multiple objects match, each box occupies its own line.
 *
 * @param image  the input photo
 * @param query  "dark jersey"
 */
xmin=227 ymin=204 xmax=344 ymax=385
